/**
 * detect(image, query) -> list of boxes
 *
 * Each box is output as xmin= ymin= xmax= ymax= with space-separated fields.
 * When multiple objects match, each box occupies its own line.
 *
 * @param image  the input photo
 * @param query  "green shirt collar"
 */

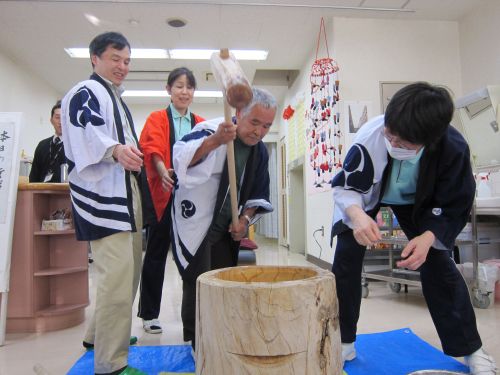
xmin=169 ymin=103 xmax=191 ymax=120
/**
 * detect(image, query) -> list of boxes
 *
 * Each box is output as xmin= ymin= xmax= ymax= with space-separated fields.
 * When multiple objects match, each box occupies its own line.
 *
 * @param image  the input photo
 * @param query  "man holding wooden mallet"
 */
xmin=170 ymin=50 xmax=277 ymax=354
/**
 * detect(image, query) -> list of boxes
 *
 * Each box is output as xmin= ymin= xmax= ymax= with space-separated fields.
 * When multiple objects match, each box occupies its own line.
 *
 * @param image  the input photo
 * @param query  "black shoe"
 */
xmin=82 ymin=340 xmax=94 ymax=349
xmin=83 ymin=336 xmax=138 ymax=350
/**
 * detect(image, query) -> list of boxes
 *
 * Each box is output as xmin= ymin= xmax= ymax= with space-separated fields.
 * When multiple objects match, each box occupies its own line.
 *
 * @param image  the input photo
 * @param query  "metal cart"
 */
xmin=361 ymin=237 xmax=420 ymax=299
xmin=361 ymin=207 xmax=416 ymax=298
xmin=469 ymin=203 xmax=500 ymax=308
xmin=361 ymin=206 xmax=497 ymax=308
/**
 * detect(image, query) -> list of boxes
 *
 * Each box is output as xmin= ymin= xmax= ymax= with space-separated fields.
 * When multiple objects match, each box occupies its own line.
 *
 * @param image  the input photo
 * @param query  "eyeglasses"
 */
xmin=382 ymin=128 xmax=421 ymax=151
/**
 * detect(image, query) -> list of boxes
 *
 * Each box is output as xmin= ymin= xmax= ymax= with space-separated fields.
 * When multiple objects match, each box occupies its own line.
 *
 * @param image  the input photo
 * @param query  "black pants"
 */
xmin=137 ymin=202 xmax=171 ymax=320
xmin=181 ymin=232 xmax=238 ymax=349
xmin=332 ymin=205 xmax=482 ymax=357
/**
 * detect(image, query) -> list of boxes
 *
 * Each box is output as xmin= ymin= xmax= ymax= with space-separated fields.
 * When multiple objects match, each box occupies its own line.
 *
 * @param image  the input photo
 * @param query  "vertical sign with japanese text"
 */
xmin=0 ymin=113 xmax=22 ymax=293
xmin=0 ymin=122 xmax=14 ymax=223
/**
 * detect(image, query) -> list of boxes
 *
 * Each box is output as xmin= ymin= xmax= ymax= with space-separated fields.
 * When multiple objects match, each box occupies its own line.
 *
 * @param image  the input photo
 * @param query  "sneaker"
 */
xmin=119 ymin=366 xmax=147 ymax=375
xmin=82 ymin=336 xmax=138 ymax=350
xmin=142 ymin=318 xmax=162 ymax=334
xmin=465 ymin=348 xmax=498 ymax=374
xmin=342 ymin=342 xmax=356 ymax=364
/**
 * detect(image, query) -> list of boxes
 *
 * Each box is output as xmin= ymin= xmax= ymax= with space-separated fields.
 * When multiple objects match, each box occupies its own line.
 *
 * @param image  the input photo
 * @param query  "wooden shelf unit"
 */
xmin=6 ymin=183 xmax=89 ymax=333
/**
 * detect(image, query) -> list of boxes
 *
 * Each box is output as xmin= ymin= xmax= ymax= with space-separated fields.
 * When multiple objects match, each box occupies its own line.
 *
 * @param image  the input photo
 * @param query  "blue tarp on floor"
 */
xmin=344 ymin=328 xmax=469 ymax=375
xmin=67 ymin=345 xmax=195 ymax=375
xmin=68 ymin=328 xmax=469 ymax=374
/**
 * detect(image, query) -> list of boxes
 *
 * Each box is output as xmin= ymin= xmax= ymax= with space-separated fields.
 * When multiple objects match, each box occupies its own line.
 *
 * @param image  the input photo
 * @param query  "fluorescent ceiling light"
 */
xmin=84 ymin=13 xmax=101 ymax=26
xmin=122 ymin=90 xmax=167 ymax=97
xmin=231 ymin=50 xmax=268 ymax=61
xmin=64 ymin=48 xmax=89 ymax=58
xmin=133 ymin=49 xmax=169 ymax=59
xmin=122 ymin=90 xmax=223 ymax=98
xmin=169 ymin=49 xmax=268 ymax=60
xmin=195 ymin=91 xmax=223 ymax=98
xmin=64 ymin=48 xmax=169 ymax=59
xmin=66 ymin=48 xmax=268 ymax=61
xmin=168 ymin=49 xmax=214 ymax=60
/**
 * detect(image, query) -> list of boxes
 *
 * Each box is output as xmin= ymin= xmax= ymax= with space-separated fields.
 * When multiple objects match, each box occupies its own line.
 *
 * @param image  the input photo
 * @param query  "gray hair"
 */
xmin=240 ymin=87 xmax=277 ymax=118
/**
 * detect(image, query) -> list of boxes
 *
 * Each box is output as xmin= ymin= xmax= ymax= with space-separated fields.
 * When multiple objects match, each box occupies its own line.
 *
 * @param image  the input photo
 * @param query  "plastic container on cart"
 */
xmin=457 ymin=222 xmax=500 ymax=263
xmin=483 ymin=259 xmax=500 ymax=302
xmin=477 ymin=174 xmax=492 ymax=198
xmin=456 ymin=262 xmax=499 ymax=308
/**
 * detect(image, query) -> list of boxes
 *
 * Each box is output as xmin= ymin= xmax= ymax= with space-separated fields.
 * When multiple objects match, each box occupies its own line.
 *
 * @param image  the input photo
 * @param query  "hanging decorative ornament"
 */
xmin=282 ymin=105 xmax=295 ymax=120
xmin=306 ymin=17 xmax=343 ymax=192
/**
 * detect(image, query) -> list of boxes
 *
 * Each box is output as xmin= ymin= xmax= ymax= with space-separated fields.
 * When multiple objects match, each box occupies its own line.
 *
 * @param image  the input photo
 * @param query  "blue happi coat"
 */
xmin=331 ymin=114 xmax=475 ymax=250
xmin=61 ymin=73 xmax=154 ymax=241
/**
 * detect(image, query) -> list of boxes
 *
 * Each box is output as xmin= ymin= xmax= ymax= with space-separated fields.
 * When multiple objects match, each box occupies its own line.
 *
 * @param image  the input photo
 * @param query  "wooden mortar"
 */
xmin=195 ymin=265 xmax=342 ymax=374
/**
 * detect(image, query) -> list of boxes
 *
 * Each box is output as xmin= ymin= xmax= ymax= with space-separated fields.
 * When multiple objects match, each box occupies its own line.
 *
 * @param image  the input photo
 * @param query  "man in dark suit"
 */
xmin=29 ymin=100 xmax=66 ymax=182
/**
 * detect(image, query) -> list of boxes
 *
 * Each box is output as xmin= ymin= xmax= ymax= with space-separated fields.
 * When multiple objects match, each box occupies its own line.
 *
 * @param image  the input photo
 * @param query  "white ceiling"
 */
xmin=0 ymin=0 xmax=484 ymax=106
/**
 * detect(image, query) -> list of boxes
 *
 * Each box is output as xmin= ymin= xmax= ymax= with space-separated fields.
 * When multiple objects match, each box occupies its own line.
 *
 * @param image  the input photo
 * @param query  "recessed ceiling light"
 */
xmin=122 ymin=90 xmax=223 ymax=98
xmin=166 ymin=17 xmax=187 ymax=28
xmin=129 ymin=18 xmax=140 ymax=26
xmin=64 ymin=48 xmax=169 ymax=59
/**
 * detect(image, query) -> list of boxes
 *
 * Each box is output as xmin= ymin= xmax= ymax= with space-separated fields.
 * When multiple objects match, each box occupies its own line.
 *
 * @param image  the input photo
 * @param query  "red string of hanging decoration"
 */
xmin=310 ymin=17 xmax=339 ymax=89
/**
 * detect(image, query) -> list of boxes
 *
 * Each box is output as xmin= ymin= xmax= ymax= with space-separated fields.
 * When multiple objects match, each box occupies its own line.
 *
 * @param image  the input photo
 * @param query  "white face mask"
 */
xmin=384 ymin=138 xmax=419 ymax=160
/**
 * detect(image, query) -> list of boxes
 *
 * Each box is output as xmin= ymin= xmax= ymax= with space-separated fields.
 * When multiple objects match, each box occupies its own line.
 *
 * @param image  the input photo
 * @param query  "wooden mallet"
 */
xmin=210 ymin=48 xmax=253 ymax=229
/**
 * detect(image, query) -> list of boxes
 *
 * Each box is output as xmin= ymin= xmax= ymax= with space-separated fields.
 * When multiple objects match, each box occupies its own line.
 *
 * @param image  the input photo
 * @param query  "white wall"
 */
xmin=0 ymin=51 xmax=60 ymax=157
xmin=458 ymin=0 xmax=500 ymax=94
xmin=333 ymin=17 xmax=462 ymax=108
xmin=280 ymin=16 xmax=463 ymax=265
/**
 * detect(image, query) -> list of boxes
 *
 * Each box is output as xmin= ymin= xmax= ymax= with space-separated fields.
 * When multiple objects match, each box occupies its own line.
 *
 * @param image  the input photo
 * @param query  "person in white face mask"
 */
xmin=330 ymin=82 xmax=497 ymax=374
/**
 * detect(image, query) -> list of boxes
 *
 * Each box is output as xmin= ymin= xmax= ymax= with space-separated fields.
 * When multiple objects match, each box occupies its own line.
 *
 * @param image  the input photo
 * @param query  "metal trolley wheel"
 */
xmin=472 ymin=290 xmax=491 ymax=309
xmin=361 ymin=284 xmax=369 ymax=298
xmin=389 ymin=282 xmax=402 ymax=293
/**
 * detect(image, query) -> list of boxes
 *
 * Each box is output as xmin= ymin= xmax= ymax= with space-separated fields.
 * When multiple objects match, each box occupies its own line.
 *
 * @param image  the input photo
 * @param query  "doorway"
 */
xmin=278 ymin=139 xmax=288 ymax=247
xmin=288 ymin=163 xmax=305 ymax=254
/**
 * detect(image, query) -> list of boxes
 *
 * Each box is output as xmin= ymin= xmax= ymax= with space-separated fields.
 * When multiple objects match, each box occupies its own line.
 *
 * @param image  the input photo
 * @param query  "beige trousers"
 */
xmin=85 ymin=176 xmax=143 ymax=374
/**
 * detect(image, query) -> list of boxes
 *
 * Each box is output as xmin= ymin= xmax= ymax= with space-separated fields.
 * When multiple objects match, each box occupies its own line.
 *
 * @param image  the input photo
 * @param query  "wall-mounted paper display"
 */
xmin=455 ymin=86 xmax=500 ymax=172
xmin=344 ymin=101 xmax=371 ymax=134
xmin=0 ymin=112 xmax=22 ymax=345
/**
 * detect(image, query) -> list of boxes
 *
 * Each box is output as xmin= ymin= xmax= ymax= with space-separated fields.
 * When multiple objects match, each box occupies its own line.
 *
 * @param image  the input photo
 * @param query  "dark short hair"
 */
xmin=167 ymin=67 xmax=197 ymax=89
xmin=89 ymin=32 xmax=130 ymax=66
xmin=384 ymin=82 xmax=454 ymax=146
xmin=51 ymin=100 xmax=61 ymax=118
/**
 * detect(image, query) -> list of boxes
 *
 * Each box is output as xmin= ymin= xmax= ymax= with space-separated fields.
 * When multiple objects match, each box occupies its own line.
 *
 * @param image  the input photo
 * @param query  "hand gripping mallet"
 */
xmin=210 ymin=48 xmax=253 ymax=229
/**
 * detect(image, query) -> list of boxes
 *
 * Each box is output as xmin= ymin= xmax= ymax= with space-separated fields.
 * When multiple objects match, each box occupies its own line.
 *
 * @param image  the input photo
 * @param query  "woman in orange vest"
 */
xmin=138 ymin=67 xmax=205 ymax=334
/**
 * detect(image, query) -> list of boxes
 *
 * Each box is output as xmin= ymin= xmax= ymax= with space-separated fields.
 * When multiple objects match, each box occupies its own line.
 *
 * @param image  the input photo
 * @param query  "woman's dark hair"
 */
xmin=384 ymin=82 xmax=454 ymax=146
xmin=167 ymin=67 xmax=197 ymax=89
xmin=89 ymin=32 xmax=130 ymax=66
